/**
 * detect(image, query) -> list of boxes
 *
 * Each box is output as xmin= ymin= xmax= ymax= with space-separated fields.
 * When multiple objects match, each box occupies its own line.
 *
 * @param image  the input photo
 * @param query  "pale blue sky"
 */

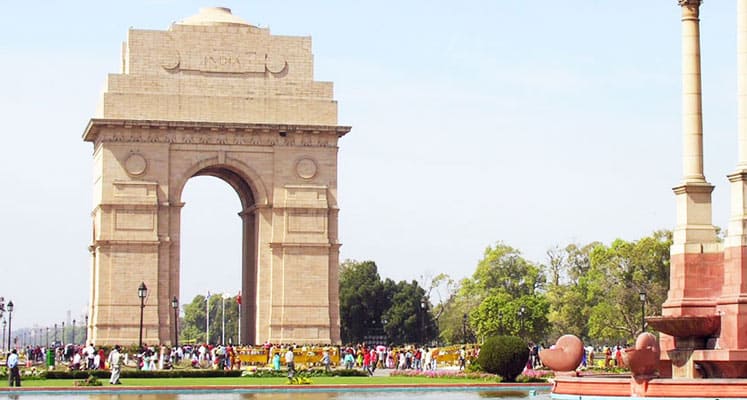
xmin=0 ymin=1 xmax=739 ymax=329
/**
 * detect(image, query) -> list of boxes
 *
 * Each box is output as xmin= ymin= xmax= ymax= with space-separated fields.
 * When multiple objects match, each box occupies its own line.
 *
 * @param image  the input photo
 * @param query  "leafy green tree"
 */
xmin=382 ymin=279 xmax=438 ymax=344
xmin=462 ymin=243 xmax=546 ymax=299
xmin=339 ymin=259 xmax=438 ymax=345
xmin=436 ymin=294 xmax=475 ymax=344
xmin=457 ymin=242 xmax=549 ymax=343
xmin=544 ymin=243 xmax=597 ymax=340
xmin=181 ymin=293 xmax=239 ymax=345
xmin=472 ymin=293 xmax=549 ymax=343
xmin=339 ymin=260 xmax=387 ymax=344
xmin=583 ymin=231 xmax=671 ymax=340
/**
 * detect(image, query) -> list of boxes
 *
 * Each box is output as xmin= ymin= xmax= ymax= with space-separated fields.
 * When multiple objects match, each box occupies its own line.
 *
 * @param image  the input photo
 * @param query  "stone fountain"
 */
xmin=543 ymin=1 xmax=747 ymax=397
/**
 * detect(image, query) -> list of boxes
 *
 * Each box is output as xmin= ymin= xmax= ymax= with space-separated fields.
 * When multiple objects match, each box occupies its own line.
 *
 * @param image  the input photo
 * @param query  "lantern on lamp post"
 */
xmin=138 ymin=282 xmax=148 ymax=350
xmin=171 ymin=296 xmax=179 ymax=348
xmin=6 ymin=301 xmax=14 ymax=350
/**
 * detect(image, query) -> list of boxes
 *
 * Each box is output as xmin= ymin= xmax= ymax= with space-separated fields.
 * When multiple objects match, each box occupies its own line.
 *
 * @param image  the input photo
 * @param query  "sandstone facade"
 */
xmin=83 ymin=7 xmax=348 ymax=345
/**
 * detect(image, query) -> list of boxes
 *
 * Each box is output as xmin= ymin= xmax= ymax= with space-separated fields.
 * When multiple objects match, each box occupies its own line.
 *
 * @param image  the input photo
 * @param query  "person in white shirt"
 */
xmin=85 ymin=343 xmax=96 ymax=370
xmin=7 ymin=349 xmax=20 ymax=387
xmin=72 ymin=352 xmax=82 ymax=370
xmin=285 ymin=347 xmax=295 ymax=378
xmin=107 ymin=345 xmax=124 ymax=385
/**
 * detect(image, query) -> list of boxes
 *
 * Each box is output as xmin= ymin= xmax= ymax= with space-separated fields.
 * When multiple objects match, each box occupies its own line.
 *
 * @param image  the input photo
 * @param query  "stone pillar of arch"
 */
xmin=718 ymin=0 xmax=747 ymax=351
xmin=660 ymin=1 xmax=722 ymax=359
xmin=83 ymin=7 xmax=348 ymax=346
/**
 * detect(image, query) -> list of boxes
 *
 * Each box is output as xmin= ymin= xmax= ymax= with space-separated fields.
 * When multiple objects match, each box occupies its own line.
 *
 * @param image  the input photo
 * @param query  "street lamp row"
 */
xmin=2 ymin=284 xmax=178 ymax=352
xmin=136 ymin=282 xmax=178 ymax=350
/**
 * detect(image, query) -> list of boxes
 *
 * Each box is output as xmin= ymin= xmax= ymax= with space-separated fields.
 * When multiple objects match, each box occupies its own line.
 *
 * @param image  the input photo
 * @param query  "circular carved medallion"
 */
xmin=296 ymin=158 xmax=317 ymax=179
xmin=125 ymin=153 xmax=148 ymax=176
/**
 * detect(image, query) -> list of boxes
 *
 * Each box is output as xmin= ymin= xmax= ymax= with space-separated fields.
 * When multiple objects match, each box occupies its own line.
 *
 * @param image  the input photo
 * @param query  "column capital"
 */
xmin=678 ymin=0 xmax=702 ymax=7
xmin=679 ymin=0 xmax=702 ymax=19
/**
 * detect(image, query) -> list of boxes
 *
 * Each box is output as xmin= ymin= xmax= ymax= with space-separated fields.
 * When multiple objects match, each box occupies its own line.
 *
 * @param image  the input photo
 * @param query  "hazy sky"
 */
xmin=0 ymin=1 xmax=740 ymax=329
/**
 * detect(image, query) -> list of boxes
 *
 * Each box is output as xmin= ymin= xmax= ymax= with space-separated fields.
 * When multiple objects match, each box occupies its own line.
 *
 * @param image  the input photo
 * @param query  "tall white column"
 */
xmin=726 ymin=0 xmax=747 ymax=248
xmin=738 ymin=0 xmax=747 ymax=169
xmin=672 ymin=0 xmax=717 ymax=251
xmin=680 ymin=0 xmax=706 ymax=183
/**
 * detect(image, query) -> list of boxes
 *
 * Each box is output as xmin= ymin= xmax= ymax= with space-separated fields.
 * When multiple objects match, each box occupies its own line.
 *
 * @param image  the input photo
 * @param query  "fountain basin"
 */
xmin=646 ymin=315 xmax=720 ymax=342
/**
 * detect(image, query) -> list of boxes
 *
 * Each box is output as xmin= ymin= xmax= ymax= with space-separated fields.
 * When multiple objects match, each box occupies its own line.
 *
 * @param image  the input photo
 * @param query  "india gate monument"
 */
xmin=82 ymin=7 xmax=349 ymax=346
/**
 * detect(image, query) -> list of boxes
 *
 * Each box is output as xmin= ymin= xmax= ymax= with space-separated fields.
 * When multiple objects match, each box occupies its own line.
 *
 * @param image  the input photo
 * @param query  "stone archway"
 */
xmin=178 ymin=164 xmax=259 ymax=346
xmin=83 ymin=8 xmax=349 ymax=346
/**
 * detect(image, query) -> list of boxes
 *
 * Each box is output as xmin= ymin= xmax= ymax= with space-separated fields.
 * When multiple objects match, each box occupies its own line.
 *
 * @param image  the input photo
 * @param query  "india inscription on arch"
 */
xmin=82 ymin=7 xmax=349 ymax=346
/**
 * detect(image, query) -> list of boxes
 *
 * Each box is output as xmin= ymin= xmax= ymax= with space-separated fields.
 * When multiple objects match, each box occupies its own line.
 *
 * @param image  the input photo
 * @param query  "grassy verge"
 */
xmin=14 ymin=375 xmax=536 ymax=388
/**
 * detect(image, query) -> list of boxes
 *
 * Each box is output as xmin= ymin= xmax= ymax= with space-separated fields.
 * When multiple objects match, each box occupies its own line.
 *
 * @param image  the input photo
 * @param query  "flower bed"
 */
xmin=390 ymin=369 xmax=502 ymax=382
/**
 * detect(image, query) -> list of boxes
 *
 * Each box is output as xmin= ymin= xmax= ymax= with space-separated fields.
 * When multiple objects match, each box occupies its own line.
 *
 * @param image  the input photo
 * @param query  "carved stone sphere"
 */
xmin=622 ymin=332 xmax=660 ymax=377
xmin=539 ymin=334 xmax=585 ymax=372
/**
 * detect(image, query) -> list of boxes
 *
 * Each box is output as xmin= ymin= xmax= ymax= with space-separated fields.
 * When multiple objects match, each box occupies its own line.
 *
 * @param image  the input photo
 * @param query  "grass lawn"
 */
xmin=16 ymin=376 xmax=519 ymax=388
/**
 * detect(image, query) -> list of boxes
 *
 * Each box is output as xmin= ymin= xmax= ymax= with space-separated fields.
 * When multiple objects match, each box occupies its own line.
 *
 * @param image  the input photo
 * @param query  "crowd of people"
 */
xmin=5 ymin=338 xmax=632 ymax=386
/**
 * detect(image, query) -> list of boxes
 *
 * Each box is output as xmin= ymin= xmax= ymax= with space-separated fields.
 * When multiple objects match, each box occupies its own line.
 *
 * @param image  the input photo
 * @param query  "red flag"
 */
xmin=236 ymin=291 xmax=242 ymax=305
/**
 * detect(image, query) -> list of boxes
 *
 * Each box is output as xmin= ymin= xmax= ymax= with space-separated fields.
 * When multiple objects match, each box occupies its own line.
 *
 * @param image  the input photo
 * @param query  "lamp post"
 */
xmin=237 ymin=292 xmax=242 ymax=346
xmin=639 ymin=291 xmax=647 ymax=334
xmin=46 ymin=327 xmax=49 ymax=348
xmin=171 ymin=296 xmax=179 ymax=348
xmin=462 ymin=313 xmax=468 ymax=344
xmin=138 ymin=282 xmax=148 ymax=350
xmin=420 ymin=298 xmax=427 ymax=345
xmin=518 ymin=305 xmax=526 ymax=339
xmin=206 ymin=292 xmax=211 ymax=344
xmin=6 ymin=301 xmax=13 ymax=350
xmin=221 ymin=294 xmax=226 ymax=345
xmin=84 ymin=314 xmax=89 ymax=344
xmin=72 ymin=319 xmax=76 ymax=345
xmin=61 ymin=321 xmax=65 ymax=345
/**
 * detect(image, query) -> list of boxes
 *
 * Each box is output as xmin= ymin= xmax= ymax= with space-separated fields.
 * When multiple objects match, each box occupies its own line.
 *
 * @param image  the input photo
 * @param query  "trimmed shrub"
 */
xmin=329 ymin=368 xmax=368 ymax=377
xmin=477 ymin=335 xmax=529 ymax=382
xmin=74 ymin=375 xmax=103 ymax=386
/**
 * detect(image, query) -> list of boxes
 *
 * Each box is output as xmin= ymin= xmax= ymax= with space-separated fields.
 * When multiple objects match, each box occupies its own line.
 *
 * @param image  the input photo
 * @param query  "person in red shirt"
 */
xmin=363 ymin=349 xmax=371 ymax=375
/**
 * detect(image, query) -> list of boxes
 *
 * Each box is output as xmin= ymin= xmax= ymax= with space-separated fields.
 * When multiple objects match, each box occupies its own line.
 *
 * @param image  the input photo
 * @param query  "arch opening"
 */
xmin=179 ymin=166 xmax=259 ymax=345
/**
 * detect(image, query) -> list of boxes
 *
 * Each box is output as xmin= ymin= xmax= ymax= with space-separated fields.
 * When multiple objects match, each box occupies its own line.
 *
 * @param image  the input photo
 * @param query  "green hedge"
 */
xmin=244 ymin=367 xmax=368 ymax=378
xmin=476 ymin=335 xmax=529 ymax=382
xmin=43 ymin=367 xmax=366 ymax=379
xmin=329 ymin=368 xmax=368 ymax=377
xmin=44 ymin=369 xmax=243 ymax=379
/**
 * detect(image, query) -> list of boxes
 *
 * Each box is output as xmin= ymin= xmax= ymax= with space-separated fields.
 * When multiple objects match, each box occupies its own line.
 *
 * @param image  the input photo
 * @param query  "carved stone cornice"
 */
xmin=91 ymin=239 xmax=162 ymax=248
xmin=268 ymin=242 xmax=332 ymax=249
xmin=83 ymin=119 xmax=352 ymax=148
xmin=672 ymin=181 xmax=714 ymax=195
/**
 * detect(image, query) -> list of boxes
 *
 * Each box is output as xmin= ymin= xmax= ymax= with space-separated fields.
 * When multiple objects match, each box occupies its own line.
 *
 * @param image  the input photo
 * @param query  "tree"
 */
xmin=181 ymin=293 xmax=239 ymax=345
xmin=541 ymin=233 xmax=670 ymax=344
xmin=339 ymin=260 xmax=387 ymax=344
xmin=339 ymin=259 xmax=438 ymax=345
xmin=462 ymin=242 xmax=546 ymax=299
xmin=472 ymin=293 xmax=549 ymax=343
xmin=584 ymin=231 xmax=671 ymax=340
xmin=382 ymin=280 xmax=438 ymax=344
xmin=420 ymin=272 xmax=457 ymax=322
xmin=457 ymin=242 xmax=549 ymax=343
xmin=544 ymin=243 xmax=597 ymax=340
